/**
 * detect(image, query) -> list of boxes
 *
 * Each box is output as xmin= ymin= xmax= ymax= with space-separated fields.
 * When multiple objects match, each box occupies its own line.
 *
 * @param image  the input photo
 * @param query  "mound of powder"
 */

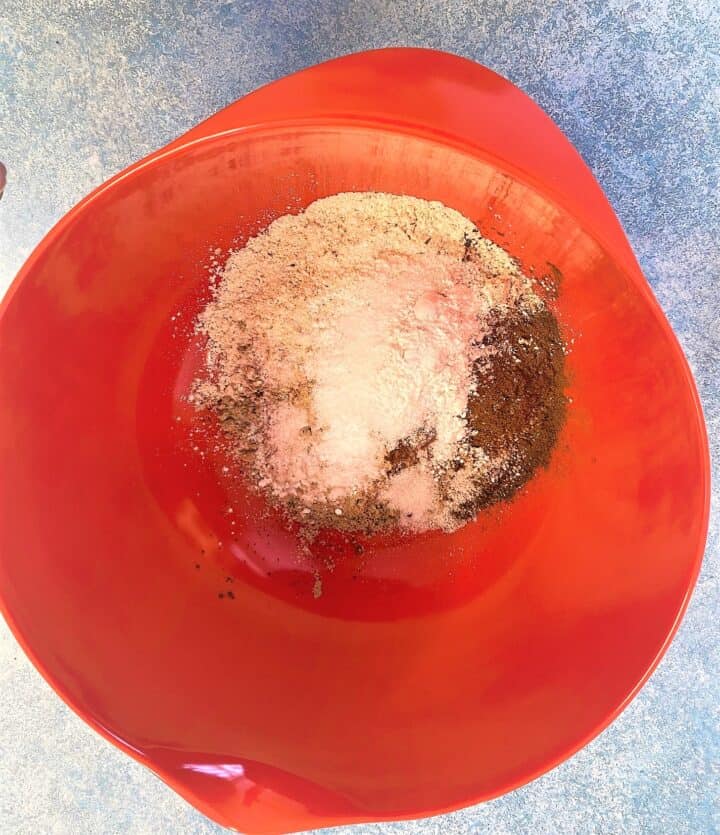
xmin=194 ymin=192 xmax=565 ymax=535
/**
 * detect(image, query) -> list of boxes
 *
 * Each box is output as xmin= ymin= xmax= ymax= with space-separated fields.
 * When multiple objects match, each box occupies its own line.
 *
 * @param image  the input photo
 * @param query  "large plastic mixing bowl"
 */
xmin=0 ymin=49 xmax=709 ymax=834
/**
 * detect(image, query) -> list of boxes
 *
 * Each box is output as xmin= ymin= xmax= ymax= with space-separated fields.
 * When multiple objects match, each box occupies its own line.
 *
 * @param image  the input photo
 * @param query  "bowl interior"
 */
xmin=0 ymin=124 xmax=707 ymax=830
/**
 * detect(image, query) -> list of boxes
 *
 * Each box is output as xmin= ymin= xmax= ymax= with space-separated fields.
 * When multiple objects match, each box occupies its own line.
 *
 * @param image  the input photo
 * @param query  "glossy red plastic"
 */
xmin=0 ymin=49 xmax=710 ymax=834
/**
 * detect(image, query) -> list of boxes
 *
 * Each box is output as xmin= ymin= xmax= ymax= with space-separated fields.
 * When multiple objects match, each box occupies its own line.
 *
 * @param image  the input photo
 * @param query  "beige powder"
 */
xmin=195 ymin=192 xmax=549 ymax=535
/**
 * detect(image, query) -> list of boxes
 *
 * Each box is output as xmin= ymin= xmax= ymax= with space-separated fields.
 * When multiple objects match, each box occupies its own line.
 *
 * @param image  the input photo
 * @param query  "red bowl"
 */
xmin=0 ymin=49 xmax=709 ymax=834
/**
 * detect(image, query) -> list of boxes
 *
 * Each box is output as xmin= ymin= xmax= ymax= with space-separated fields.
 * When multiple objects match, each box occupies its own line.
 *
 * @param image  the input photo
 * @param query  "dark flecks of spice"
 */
xmin=385 ymin=427 xmax=437 ymax=475
xmin=462 ymin=233 xmax=474 ymax=262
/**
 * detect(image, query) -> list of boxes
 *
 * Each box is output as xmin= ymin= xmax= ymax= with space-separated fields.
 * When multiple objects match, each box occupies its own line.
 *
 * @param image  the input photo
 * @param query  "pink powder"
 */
xmin=266 ymin=254 xmax=501 ymax=499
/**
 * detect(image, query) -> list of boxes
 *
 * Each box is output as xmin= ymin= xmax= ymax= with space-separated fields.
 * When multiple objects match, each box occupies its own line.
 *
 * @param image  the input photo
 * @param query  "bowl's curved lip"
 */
xmin=0 ymin=117 xmax=711 ymax=831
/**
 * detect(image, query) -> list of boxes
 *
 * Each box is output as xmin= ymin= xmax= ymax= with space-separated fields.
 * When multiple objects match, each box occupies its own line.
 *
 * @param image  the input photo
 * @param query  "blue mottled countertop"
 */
xmin=1 ymin=2 xmax=718 ymax=833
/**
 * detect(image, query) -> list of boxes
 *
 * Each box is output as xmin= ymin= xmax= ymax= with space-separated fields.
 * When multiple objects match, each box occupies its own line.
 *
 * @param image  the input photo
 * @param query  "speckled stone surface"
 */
xmin=1 ymin=2 xmax=718 ymax=833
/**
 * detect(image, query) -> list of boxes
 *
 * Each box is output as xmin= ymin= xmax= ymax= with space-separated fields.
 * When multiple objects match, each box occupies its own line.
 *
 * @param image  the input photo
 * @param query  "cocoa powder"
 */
xmin=455 ymin=307 xmax=566 ymax=519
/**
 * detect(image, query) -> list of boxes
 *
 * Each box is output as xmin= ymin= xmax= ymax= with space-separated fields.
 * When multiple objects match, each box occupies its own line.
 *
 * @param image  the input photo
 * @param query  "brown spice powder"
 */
xmin=454 ymin=307 xmax=566 ymax=520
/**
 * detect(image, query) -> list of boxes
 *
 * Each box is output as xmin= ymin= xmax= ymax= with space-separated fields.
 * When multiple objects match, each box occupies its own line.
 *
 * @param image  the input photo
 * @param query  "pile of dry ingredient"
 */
xmin=193 ymin=192 xmax=565 ymax=536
